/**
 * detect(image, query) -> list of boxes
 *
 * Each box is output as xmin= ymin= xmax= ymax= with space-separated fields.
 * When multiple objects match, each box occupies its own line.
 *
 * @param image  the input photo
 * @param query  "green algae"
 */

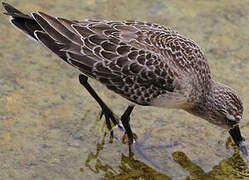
xmin=1 ymin=0 xmax=249 ymax=179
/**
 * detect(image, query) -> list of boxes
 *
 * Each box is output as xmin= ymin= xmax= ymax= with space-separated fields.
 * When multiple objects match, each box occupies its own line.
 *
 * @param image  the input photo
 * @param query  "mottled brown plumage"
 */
xmin=2 ymin=3 xmax=244 ymax=136
xmin=3 ymin=2 xmax=248 ymax=160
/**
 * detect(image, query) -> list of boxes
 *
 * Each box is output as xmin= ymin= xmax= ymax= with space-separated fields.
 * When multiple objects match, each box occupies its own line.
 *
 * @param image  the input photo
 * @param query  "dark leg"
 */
xmin=120 ymin=105 xmax=135 ymax=144
xmin=79 ymin=74 xmax=179 ymax=170
xmin=79 ymin=74 xmax=124 ymax=136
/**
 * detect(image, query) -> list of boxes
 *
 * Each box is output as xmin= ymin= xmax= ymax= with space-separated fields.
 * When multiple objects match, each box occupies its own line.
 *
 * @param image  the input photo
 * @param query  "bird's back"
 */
xmin=3 ymin=3 xmax=212 ymax=108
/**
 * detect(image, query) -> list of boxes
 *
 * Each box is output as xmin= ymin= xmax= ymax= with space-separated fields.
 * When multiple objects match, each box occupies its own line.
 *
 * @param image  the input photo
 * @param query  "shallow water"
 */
xmin=1 ymin=0 xmax=249 ymax=179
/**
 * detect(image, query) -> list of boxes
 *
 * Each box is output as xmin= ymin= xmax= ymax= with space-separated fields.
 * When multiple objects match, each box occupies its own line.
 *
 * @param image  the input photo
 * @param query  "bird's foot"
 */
xmin=131 ymin=130 xmax=179 ymax=169
xmin=99 ymin=106 xmax=125 ymax=139
xmin=118 ymin=104 xmax=179 ymax=169
xmin=121 ymin=133 xmax=138 ymax=144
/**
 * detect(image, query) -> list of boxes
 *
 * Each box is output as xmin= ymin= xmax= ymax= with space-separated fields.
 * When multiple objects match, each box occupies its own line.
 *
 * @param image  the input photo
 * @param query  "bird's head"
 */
xmin=205 ymin=81 xmax=247 ymax=156
xmin=188 ymin=80 xmax=247 ymax=156
xmin=188 ymin=81 xmax=243 ymax=128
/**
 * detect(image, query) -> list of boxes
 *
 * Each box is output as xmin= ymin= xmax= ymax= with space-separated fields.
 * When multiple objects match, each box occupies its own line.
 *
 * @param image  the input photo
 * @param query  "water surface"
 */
xmin=1 ymin=0 xmax=249 ymax=179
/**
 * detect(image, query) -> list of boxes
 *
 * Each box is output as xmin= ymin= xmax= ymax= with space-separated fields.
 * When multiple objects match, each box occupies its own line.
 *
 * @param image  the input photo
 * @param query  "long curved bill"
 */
xmin=229 ymin=125 xmax=248 ymax=157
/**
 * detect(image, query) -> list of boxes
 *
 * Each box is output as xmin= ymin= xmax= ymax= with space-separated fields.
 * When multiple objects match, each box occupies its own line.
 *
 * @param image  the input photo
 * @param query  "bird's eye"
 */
xmin=235 ymin=115 xmax=242 ymax=121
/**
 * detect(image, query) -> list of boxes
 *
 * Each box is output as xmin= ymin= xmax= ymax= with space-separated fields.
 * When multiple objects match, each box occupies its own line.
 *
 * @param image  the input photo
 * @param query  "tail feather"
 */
xmin=2 ymin=2 xmax=42 ymax=40
xmin=2 ymin=2 xmax=31 ymax=19
xmin=2 ymin=2 xmax=81 ymax=62
xmin=2 ymin=2 xmax=102 ymax=79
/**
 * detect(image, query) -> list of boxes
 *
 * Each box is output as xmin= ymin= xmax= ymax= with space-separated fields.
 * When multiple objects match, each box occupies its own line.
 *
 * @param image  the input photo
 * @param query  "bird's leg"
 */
xmin=120 ymin=105 xmax=136 ymax=144
xmin=79 ymin=74 xmax=124 ymax=137
xmin=79 ymin=74 xmax=179 ymax=169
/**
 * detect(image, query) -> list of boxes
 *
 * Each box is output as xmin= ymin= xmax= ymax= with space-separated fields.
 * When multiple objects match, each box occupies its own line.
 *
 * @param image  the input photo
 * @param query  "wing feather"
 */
xmin=35 ymin=31 xmax=67 ymax=60
xmin=36 ymin=11 xmax=82 ymax=45
xmin=30 ymin=12 xmax=192 ymax=106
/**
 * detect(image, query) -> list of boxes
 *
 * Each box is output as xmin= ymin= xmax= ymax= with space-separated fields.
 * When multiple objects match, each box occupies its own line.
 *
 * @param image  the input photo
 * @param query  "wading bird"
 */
xmin=2 ymin=2 xmax=248 ymax=162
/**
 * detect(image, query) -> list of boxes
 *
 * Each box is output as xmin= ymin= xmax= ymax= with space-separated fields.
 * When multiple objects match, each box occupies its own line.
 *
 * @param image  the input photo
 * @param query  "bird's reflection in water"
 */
xmin=84 ymin=132 xmax=172 ymax=179
xmin=83 ymin=132 xmax=249 ymax=179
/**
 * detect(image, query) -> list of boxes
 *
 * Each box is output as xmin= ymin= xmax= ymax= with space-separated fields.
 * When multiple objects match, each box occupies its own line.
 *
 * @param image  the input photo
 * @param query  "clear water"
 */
xmin=1 ymin=0 xmax=249 ymax=179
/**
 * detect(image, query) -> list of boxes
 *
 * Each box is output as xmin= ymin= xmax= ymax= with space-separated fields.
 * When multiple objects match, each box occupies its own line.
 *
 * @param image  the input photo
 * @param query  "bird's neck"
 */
xmin=185 ymin=80 xmax=223 ymax=124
